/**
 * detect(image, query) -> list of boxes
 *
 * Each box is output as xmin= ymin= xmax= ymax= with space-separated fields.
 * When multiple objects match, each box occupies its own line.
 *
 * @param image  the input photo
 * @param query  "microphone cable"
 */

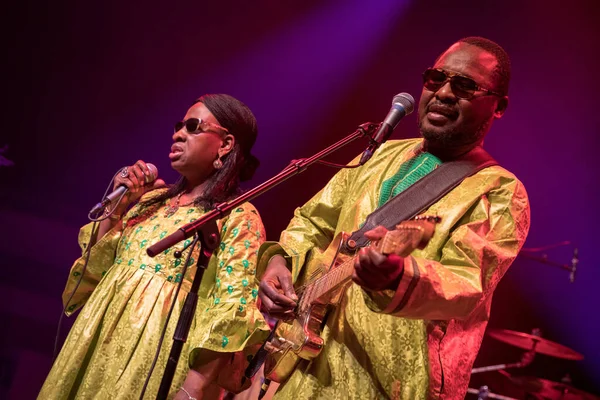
xmin=53 ymin=167 xmax=126 ymax=359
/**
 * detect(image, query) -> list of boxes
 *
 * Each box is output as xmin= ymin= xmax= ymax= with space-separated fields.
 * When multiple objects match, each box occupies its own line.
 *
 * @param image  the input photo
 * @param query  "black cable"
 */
xmin=53 ymin=167 xmax=125 ymax=359
xmin=138 ymin=234 xmax=200 ymax=400
xmin=52 ymin=221 xmax=99 ymax=360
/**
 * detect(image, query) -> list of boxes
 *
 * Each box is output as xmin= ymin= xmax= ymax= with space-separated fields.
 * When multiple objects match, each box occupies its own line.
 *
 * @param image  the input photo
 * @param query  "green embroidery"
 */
xmin=232 ymin=227 xmax=239 ymax=237
xmin=67 ymin=303 xmax=78 ymax=312
xmin=240 ymin=297 xmax=247 ymax=305
xmin=222 ymin=224 xmax=227 ymax=233
xmin=164 ymin=248 xmax=171 ymax=255
xmin=155 ymin=264 xmax=162 ymax=273
xmin=174 ymin=219 xmax=182 ymax=225
xmin=219 ymin=242 xmax=226 ymax=251
xmin=221 ymin=336 xmax=229 ymax=347
xmin=72 ymin=271 xmax=81 ymax=277
xmin=378 ymin=152 xmax=441 ymax=207
xmin=227 ymin=285 xmax=234 ymax=294
xmin=189 ymin=218 xmax=196 ymax=222
xmin=184 ymin=239 xmax=191 ymax=247
xmin=128 ymin=259 xmax=134 ymax=266
xmin=101 ymin=271 xmax=107 ymax=277
xmin=135 ymin=226 xmax=143 ymax=234
xmin=125 ymin=242 xmax=132 ymax=250
xmin=226 ymin=265 xmax=233 ymax=274
xmin=238 ymin=305 xmax=245 ymax=312
xmin=150 ymin=215 xmax=158 ymax=221
xmin=235 ymin=207 xmax=244 ymax=212
xmin=251 ymin=288 xmax=258 ymax=298
xmin=116 ymin=258 xmax=122 ymax=264
xmin=174 ymin=258 xmax=182 ymax=267
xmin=247 ymin=221 xmax=252 ymax=230
xmin=167 ymin=275 xmax=173 ymax=282
xmin=153 ymin=224 xmax=160 ymax=231
xmin=187 ymin=208 xmax=195 ymax=214
xmin=242 ymin=260 xmax=250 ymax=269
xmin=255 ymin=231 xmax=261 ymax=239
xmin=214 ymin=297 xmax=221 ymax=305
xmin=160 ymin=231 xmax=168 ymax=239
xmin=242 ymin=279 xmax=249 ymax=287
xmin=216 ymin=278 xmax=221 ymax=288
xmin=175 ymin=273 xmax=182 ymax=283
xmin=219 ymin=260 xmax=225 ymax=268
xmin=140 ymin=264 xmax=147 ymax=270
xmin=244 ymin=240 xmax=251 ymax=249
xmin=140 ymin=240 xmax=148 ymax=248
xmin=187 ymin=257 xmax=195 ymax=266
xmin=229 ymin=246 xmax=235 ymax=255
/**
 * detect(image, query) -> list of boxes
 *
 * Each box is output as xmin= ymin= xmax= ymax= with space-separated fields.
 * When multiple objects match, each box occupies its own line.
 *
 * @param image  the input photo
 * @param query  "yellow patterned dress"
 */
xmin=39 ymin=191 xmax=269 ymax=399
xmin=257 ymin=139 xmax=530 ymax=400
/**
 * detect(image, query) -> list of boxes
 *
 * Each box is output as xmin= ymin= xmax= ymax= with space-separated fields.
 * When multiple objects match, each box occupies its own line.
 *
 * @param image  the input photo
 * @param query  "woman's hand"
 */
xmin=111 ymin=160 xmax=165 ymax=214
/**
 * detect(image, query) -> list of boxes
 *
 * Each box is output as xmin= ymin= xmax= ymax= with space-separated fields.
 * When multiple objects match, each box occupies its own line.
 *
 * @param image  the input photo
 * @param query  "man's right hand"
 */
xmin=258 ymin=255 xmax=298 ymax=320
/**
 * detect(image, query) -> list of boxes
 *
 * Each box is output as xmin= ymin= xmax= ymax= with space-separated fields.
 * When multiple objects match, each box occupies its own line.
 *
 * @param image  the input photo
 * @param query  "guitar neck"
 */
xmin=297 ymin=217 xmax=437 ymax=310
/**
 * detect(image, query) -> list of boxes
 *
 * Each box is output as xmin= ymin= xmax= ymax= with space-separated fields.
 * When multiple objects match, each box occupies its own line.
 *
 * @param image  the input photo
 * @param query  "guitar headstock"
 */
xmin=377 ymin=215 xmax=440 ymax=257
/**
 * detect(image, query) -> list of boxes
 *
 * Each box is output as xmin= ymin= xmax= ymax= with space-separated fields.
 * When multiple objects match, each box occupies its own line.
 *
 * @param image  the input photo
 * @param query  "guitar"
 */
xmin=262 ymin=215 xmax=440 ymax=383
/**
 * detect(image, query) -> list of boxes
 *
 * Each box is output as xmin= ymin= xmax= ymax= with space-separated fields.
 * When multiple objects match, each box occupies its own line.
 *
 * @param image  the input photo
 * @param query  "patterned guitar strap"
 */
xmin=344 ymin=145 xmax=498 ymax=252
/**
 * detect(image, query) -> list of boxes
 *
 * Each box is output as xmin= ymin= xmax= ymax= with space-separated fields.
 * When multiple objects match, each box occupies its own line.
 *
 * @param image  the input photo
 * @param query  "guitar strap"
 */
xmin=346 ymin=145 xmax=498 ymax=251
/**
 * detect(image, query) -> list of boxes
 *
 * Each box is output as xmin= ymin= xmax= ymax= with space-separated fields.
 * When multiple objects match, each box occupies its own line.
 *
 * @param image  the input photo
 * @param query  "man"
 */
xmin=257 ymin=37 xmax=530 ymax=399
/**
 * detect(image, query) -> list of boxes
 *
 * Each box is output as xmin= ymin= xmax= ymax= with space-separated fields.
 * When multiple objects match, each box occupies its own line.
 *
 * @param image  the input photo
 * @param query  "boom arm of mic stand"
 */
xmin=147 ymin=122 xmax=378 ymax=257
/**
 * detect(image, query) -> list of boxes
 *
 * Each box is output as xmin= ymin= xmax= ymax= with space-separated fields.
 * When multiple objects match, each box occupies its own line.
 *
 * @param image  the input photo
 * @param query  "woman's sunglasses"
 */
xmin=174 ymin=118 xmax=229 ymax=134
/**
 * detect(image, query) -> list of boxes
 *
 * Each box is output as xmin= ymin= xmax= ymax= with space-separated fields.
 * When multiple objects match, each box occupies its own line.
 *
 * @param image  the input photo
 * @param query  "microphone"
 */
xmin=359 ymin=93 xmax=415 ymax=164
xmin=89 ymin=163 xmax=158 ymax=216
xmin=570 ymin=247 xmax=578 ymax=283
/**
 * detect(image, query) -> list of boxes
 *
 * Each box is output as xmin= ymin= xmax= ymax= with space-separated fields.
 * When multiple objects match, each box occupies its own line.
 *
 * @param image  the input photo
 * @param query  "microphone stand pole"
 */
xmin=150 ymin=122 xmax=378 ymax=399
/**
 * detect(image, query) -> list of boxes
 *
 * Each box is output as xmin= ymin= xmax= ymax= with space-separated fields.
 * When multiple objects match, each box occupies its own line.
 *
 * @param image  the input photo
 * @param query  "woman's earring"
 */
xmin=213 ymin=158 xmax=223 ymax=169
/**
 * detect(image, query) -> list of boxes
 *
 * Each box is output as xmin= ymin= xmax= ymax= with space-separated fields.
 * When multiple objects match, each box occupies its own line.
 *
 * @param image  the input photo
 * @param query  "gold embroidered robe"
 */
xmin=257 ymin=139 xmax=530 ymax=399
xmin=39 ymin=192 xmax=269 ymax=399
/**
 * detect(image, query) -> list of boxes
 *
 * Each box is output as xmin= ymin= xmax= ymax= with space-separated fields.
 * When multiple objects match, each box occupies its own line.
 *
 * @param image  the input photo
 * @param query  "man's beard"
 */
xmin=418 ymin=116 xmax=493 ymax=149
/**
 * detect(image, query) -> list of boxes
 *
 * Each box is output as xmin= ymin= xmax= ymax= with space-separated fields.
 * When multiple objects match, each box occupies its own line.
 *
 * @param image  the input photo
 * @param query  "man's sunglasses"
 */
xmin=174 ymin=118 xmax=229 ymax=134
xmin=422 ymin=68 xmax=503 ymax=99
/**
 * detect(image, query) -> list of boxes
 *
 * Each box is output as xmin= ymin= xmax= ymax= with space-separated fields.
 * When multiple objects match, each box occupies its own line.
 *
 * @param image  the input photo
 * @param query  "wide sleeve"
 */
xmin=61 ymin=189 xmax=166 ymax=315
xmin=61 ymin=222 xmax=122 ymax=316
xmin=188 ymin=203 xmax=270 ymax=392
xmin=366 ymin=176 xmax=530 ymax=320
xmin=256 ymin=165 xmax=355 ymax=283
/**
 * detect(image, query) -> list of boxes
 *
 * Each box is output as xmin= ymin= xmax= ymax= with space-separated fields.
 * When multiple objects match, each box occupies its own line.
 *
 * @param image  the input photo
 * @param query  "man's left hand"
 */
xmin=352 ymin=226 xmax=405 ymax=291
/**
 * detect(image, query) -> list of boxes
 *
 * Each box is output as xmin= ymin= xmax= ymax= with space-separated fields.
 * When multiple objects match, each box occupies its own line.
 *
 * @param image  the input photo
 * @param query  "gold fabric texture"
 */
xmin=257 ymin=139 xmax=530 ymax=400
xmin=39 ymin=191 xmax=269 ymax=399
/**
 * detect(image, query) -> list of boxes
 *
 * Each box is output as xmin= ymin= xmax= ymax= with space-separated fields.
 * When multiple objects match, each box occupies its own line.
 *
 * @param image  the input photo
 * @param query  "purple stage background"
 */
xmin=1 ymin=0 xmax=599 ymax=398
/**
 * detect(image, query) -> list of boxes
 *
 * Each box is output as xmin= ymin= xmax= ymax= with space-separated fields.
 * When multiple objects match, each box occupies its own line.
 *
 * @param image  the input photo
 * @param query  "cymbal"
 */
xmin=499 ymin=372 xmax=599 ymax=400
xmin=487 ymin=329 xmax=584 ymax=360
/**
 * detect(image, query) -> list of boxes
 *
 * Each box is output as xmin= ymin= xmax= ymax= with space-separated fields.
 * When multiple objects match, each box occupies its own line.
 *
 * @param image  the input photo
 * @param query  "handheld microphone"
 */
xmin=89 ymin=163 xmax=158 ymax=215
xmin=359 ymin=93 xmax=415 ymax=164
xmin=570 ymin=247 xmax=578 ymax=283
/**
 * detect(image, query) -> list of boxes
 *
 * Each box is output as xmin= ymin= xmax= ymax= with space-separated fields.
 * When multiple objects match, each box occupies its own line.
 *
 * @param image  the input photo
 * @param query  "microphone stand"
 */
xmin=518 ymin=246 xmax=578 ymax=283
xmin=150 ymin=122 xmax=378 ymax=399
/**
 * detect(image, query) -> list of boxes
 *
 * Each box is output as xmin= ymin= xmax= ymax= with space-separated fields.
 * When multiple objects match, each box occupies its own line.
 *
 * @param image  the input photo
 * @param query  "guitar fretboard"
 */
xmin=297 ymin=227 xmax=422 ymax=311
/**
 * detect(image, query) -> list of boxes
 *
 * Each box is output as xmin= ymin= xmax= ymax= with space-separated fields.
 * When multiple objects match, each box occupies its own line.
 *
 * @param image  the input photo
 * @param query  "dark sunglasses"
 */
xmin=174 ymin=118 xmax=229 ymax=134
xmin=422 ymin=68 xmax=503 ymax=99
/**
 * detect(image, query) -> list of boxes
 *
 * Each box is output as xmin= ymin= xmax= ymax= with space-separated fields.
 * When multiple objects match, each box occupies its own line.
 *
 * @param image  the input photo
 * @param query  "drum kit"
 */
xmin=468 ymin=328 xmax=598 ymax=400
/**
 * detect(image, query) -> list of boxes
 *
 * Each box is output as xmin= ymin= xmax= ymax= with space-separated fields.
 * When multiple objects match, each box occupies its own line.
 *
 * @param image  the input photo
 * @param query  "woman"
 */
xmin=39 ymin=94 xmax=269 ymax=399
